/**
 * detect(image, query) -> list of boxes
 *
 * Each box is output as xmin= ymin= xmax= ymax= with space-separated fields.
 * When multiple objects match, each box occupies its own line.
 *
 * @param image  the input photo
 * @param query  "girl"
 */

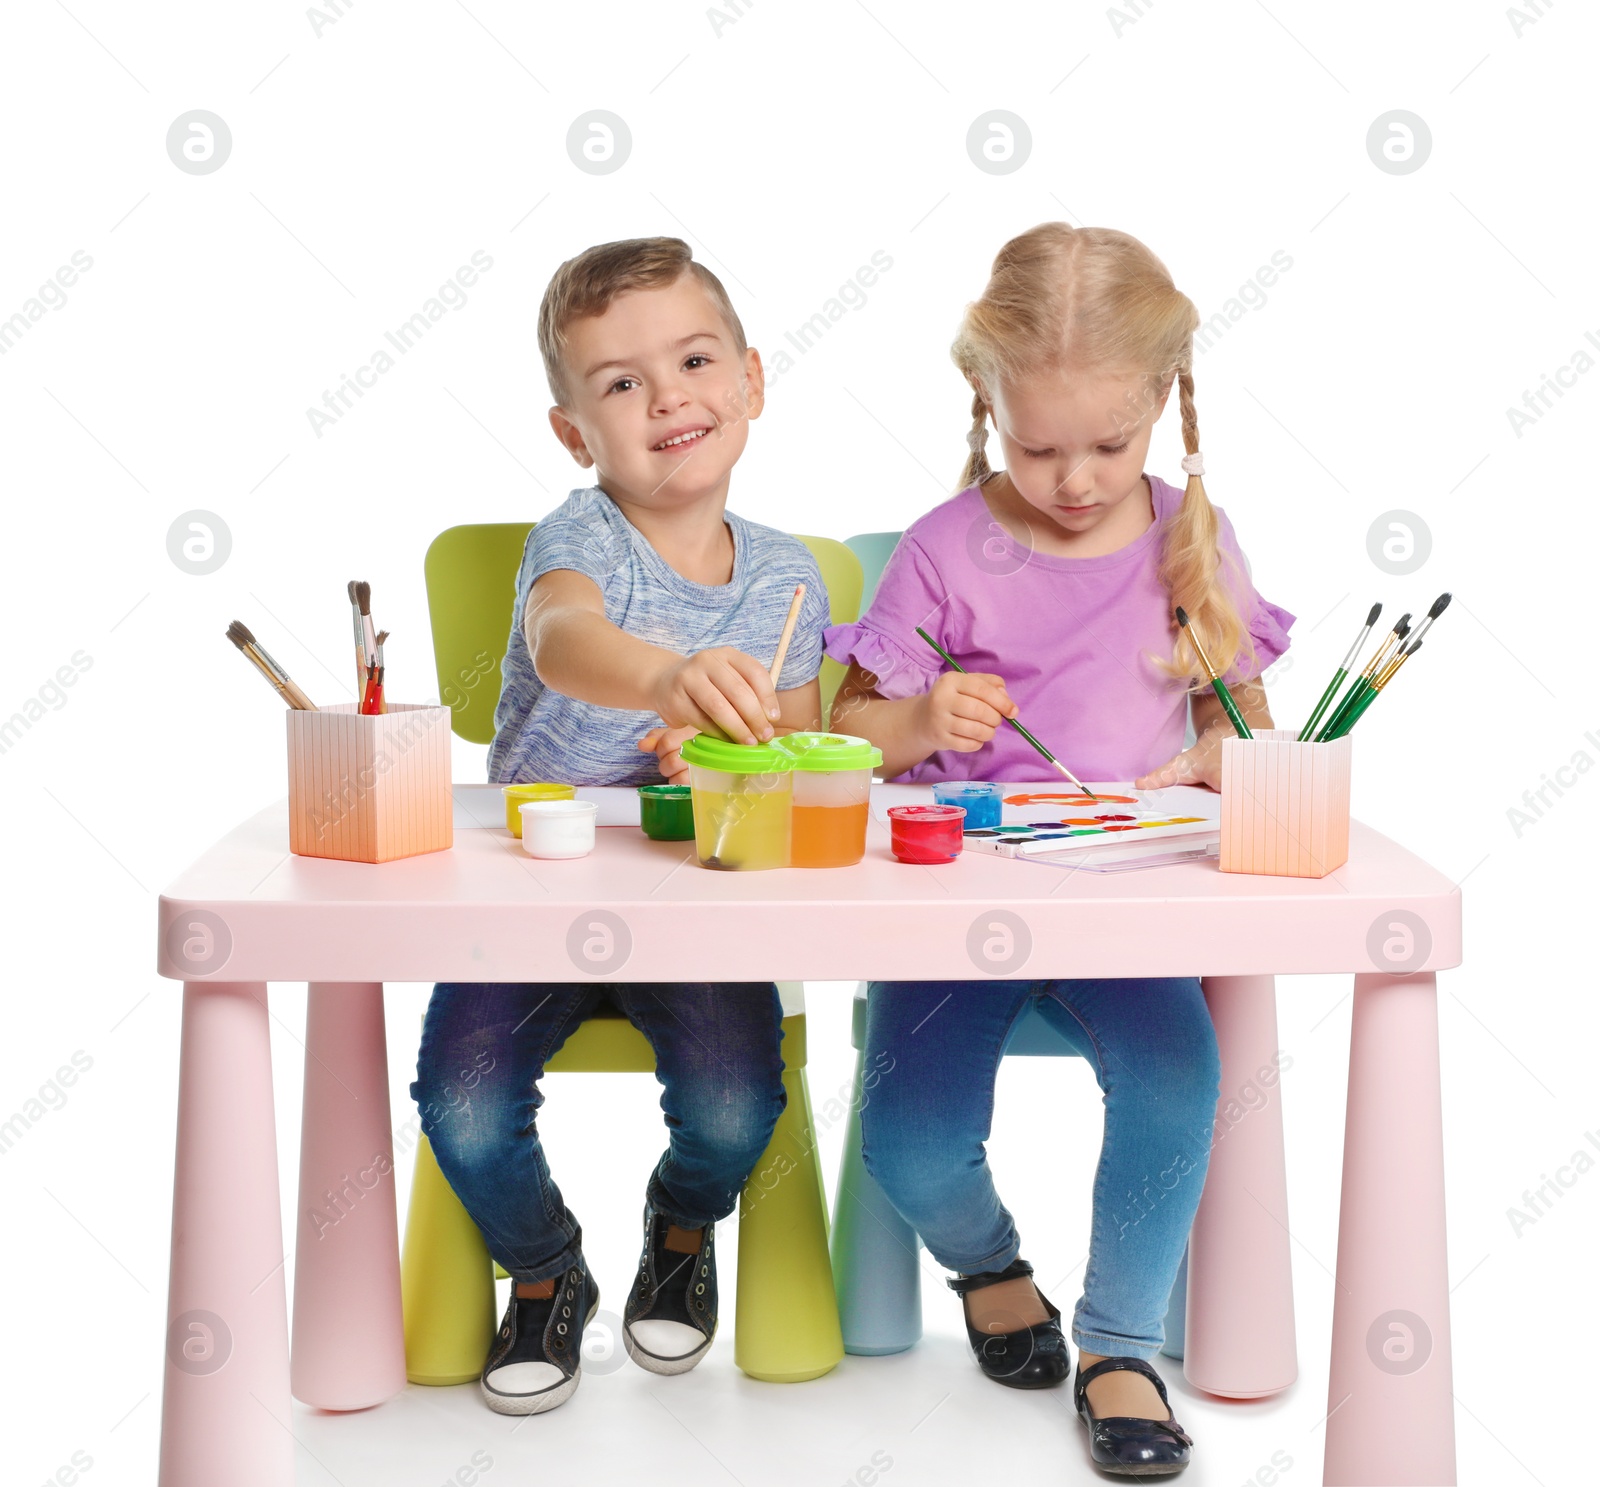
xmin=825 ymin=223 xmax=1293 ymax=1476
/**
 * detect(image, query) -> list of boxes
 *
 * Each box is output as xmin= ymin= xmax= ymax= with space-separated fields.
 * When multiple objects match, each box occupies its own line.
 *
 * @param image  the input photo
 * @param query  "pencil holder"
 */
xmin=287 ymin=703 xmax=453 ymax=863
xmin=1219 ymin=729 xmax=1351 ymax=879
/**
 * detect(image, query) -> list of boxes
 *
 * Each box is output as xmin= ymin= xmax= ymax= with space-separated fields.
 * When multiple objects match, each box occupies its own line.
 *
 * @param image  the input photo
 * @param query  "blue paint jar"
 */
xmin=932 ymin=780 xmax=1003 ymax=831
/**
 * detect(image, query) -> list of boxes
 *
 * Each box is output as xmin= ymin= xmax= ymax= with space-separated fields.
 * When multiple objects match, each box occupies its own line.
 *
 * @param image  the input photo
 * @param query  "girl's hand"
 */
xmin=652 ymin=647 xmax=780 ymax=744
xmin=914 ymin=670 xmax=1018 ymax=755
xmin=1134 ymin=723 xmax=1227 ymax=792
xmin=1140 ymin=678 xmax=1272 ymax=792
xmin=638 ymin=724 xmax=699 ymax=784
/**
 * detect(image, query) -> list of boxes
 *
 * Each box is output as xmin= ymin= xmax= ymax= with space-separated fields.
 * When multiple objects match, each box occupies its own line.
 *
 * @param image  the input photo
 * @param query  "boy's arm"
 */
xmin=524 ymin=569 xmax=781 ymax=744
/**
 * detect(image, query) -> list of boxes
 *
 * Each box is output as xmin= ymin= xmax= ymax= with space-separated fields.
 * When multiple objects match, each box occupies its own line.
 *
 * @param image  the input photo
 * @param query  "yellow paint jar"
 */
xmin=502 ymin=781 xmax=576 ymax=836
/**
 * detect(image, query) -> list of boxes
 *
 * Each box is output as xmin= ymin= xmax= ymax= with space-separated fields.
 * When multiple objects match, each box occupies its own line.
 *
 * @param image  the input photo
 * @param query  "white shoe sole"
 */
xmin=623 ymin=1322 xmax=716 ymax=1376
xmin=481 ymin=1366 xmax=582 ymax=1416
xmin=480 ymin=1296 xmax=599 ymax=1414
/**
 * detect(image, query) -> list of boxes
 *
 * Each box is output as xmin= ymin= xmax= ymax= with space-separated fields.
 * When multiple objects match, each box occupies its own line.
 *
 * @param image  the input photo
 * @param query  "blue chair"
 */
xmin=828 ymin=528 xmax=1189 ymax=1358
xmin=843 ymin=532 xmax=903 ymax=608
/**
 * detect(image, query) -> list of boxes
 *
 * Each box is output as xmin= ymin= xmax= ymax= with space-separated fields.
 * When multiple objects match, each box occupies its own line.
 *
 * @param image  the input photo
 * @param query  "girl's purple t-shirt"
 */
xmin=823 ymin=475 xmax=1295 ymax=784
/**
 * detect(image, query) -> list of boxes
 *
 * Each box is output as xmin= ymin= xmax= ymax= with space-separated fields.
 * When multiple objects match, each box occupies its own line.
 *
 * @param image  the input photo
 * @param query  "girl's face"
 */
xmin=986 ymin=369 xmax=1170 ymax=533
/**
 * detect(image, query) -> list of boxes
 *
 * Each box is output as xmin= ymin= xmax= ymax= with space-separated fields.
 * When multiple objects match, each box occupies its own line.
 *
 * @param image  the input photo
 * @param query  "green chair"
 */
xmin=400 ymin=523 xmax=863 ymax=1386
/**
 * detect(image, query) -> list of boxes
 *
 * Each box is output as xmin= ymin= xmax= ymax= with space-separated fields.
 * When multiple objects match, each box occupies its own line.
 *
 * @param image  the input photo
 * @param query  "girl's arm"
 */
xmin=830 ymin=661 xmax=1018 ymax=780
xmin=1134 ymin=676 xmax=1273 ymax=792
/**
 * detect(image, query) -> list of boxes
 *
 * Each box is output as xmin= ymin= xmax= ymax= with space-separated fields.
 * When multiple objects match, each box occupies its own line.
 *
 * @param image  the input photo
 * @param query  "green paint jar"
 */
xmin=637 ymin=783 xmax=696 ymax=841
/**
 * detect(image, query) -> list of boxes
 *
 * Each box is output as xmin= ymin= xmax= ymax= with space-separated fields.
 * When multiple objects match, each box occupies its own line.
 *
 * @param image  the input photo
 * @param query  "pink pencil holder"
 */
xmin=287 ymin=703 xmax=453 ymax=863
xmin=1219 ymin=728 xmax=1351 ymax=879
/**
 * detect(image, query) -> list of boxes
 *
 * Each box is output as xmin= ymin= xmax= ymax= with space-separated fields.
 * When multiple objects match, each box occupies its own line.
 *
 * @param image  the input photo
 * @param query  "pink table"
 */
xmin=155 ymin=785 xmax=1461 ymax=1487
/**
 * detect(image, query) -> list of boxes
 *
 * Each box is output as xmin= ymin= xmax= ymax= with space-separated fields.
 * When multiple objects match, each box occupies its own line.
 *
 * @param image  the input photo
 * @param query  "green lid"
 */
xmin=774 ymin=731 xmax=884 ymax=772
xmin=678 ymin=733 xmax=797 ymax=773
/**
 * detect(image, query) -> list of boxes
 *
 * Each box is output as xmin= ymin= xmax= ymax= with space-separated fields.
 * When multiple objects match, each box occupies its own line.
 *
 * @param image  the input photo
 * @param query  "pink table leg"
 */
xmin=159 ymin=983 xmax=293 ymax=1487
xmin=1184 ymin=975 xmax=1298 ymax=1398
xmin=1325 ymin=972 xmax=1455 ymax=1486
xmin=291 ymin=982 xmax=406 ymax=1409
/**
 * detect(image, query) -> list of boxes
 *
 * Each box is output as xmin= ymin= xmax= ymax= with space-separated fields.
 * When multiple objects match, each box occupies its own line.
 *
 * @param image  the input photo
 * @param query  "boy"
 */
xmin=411 ymin=237 xmax=828 ymax=1416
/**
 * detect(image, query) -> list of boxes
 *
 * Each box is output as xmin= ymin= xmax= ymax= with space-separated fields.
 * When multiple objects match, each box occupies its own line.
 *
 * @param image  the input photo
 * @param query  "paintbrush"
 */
xmin=361 ymin=629 xmax=389 ymax=715
xmin=355 ymin=580 xmax=377 ymax=668
xmin=226 ymin=620 xmax=317 ymax=710
xmin=705 ymin=586 xmax=808 ymax=868
xmin=1174 ymin=607 xmax=1252 ymax=739
xmin=914 ymin=626 xmax=1096 ymax=798
xmin=1316 ymin=612 xmax=1410 ymax=741
xmin=1403 ymin=591 xmax=1451 ymax=650
xmin=768 ymin=583 xmax=805 ymax=684
xmin=1325 ymin=638 xmax=1423 ymax=739
xmin=347 ymin=580 xmax=368 ymax=701
xmin=1298 ymin=602 xmax=1381 ymax=740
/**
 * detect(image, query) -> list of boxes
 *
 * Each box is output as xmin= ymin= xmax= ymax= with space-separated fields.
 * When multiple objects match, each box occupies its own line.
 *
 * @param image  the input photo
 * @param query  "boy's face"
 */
xmin=987 ymin=368 xmax=1170 ymax=533
xmin=549 ymin=274 xmax=763 ymax=507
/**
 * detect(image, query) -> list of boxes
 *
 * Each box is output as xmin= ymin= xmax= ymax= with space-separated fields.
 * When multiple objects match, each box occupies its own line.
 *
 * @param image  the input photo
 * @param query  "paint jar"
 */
xmin=888 ymin=804 xmax=966 ymax=864
xmin=931 ymin=780 xmax=1003 ymax=831
xmin=638 ymin=783 xmax=696 ymax=841
xmin=679 ymin=735 xmax=795 ymax=871
xmin=503 ymin=781 xmax=575 ymax=837
xmin=777 ymin=732 xmax=883 ymax=868
xmin=519 ymin=799 xmax=598 ymax=859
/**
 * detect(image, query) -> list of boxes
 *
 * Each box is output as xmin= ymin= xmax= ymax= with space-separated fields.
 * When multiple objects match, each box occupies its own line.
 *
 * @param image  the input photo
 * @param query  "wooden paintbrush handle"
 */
xmin=768 ymin=583 xmax=806 ymax=685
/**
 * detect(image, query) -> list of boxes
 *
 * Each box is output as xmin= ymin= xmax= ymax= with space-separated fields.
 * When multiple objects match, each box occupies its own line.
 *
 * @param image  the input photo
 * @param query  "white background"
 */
xmin=2 ymin=2 xmax=1595 ymax=1483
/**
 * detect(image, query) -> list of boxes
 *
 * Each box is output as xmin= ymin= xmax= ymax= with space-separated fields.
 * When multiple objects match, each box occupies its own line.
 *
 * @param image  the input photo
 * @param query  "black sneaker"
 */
xmin=622 ymin=1202 xmax=717 ymax=1375
xmin=480 ymin=1249 xmax=599 ymax=1415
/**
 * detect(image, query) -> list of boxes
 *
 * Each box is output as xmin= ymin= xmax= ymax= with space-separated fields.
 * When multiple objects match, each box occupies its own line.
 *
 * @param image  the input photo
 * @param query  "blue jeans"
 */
xmin=411 ymin=982 xmax=786 ymax=1283
xmin=859 ymin=978 xmax=1221 ymax=1359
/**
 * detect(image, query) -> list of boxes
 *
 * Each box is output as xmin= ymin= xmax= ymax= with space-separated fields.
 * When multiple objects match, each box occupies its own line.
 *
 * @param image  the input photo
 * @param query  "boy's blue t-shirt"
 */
xmin=489 ymin=486 xmax=830 ymax=786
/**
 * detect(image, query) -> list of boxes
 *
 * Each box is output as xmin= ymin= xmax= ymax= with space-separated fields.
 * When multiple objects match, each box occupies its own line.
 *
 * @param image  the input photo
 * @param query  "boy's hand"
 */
xmin=653 ymin=647 xmax=780 ymax=744
xmin=1134 ymin=722 xmax=1226 ymax=792
xmin=914 ymin=671 xmax=1018 ymax=755
xmin=637 ymin=724 xmax=699 ymax=783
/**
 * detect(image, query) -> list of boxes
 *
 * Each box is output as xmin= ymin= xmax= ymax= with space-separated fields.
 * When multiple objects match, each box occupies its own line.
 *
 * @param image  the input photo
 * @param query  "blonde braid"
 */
xmin=958 ymin=390 xmax=993 ymax=490
xmin=1158 ymin=367 xmax=1255 ymax=688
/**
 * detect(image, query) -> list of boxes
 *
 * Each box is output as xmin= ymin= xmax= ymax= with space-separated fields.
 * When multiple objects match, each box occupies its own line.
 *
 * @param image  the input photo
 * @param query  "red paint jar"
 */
xmin=888 ymin=804 xmax=966 ymax=864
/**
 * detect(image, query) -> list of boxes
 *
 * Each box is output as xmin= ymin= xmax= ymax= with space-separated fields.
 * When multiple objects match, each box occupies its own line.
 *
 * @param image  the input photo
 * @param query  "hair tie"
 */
xmin=1180 ymin=451 xmax=1204 ymax=477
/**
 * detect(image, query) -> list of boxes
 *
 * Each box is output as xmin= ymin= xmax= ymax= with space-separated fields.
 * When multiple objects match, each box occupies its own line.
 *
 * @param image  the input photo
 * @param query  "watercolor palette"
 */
xmin=961 ymin=809 xmax=1215 ymax=859
xmin=870 ymin=782 xmax=1224 ymax=870
xmin=963 ymin=789 xmax=1218 ymax=863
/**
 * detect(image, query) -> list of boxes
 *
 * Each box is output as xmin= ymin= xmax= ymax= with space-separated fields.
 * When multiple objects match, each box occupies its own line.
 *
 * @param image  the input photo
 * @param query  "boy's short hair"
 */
xmin=537 ymin=236 xmax=748 ymax=405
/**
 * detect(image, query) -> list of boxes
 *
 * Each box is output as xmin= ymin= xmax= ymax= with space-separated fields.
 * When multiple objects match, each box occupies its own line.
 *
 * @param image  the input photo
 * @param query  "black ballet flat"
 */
xmin=947 ymin=1256 xmax=1071 ymax=1389
xmin=1074 ymin=1356 xmax=1193 ymax=1476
